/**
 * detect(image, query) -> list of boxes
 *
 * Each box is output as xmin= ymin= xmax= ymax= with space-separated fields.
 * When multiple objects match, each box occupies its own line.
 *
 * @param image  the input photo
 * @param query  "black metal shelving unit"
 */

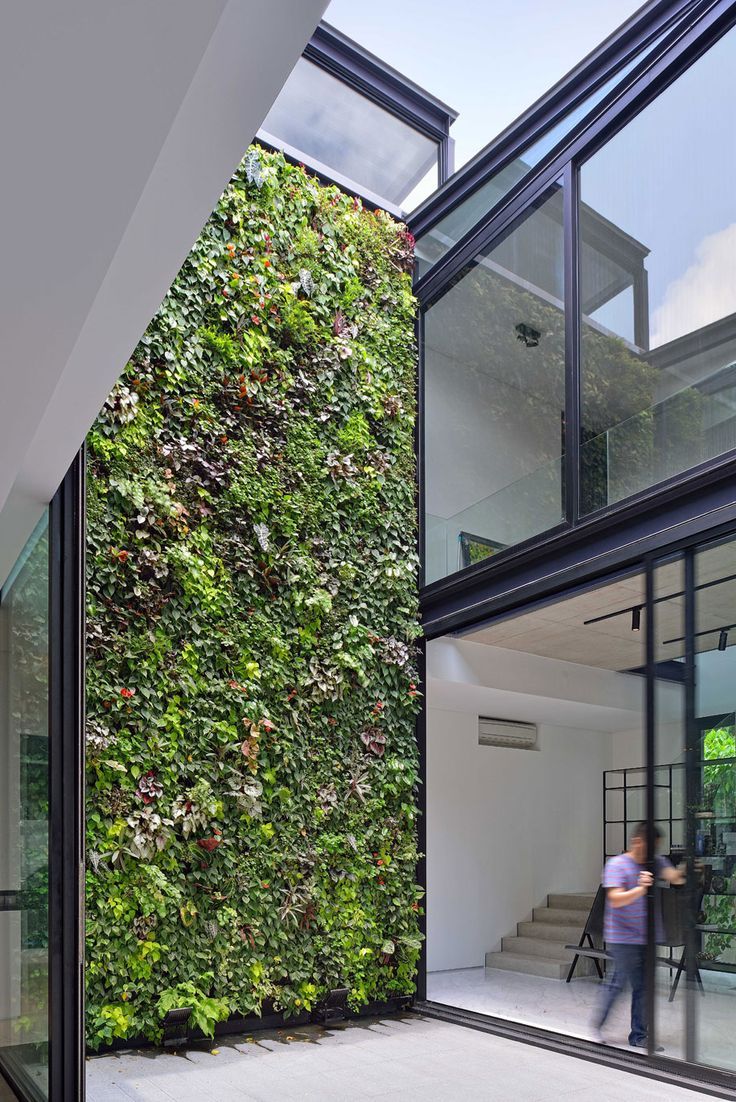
xmin=603 ymin=764 xmax=683 ymax=861
xmin=604 ymin=754 xmax=736 ymax=973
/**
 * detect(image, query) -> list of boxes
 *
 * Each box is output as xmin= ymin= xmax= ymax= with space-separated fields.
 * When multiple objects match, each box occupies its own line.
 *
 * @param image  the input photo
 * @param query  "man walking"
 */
xmin=595 ymin=822 xmax=684 ymax=1048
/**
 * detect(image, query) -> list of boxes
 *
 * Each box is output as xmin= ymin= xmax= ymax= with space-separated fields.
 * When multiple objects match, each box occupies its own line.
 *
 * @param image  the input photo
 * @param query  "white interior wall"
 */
xmin=424 ymin=346 xmax=560 ymax=523
xmin=426 ymin=637 xmax=649 ymax=973
xmin=697 ymin=646 xmax=736 ymax=718
xmin=427 ymin=707 xmax=611 ymax=972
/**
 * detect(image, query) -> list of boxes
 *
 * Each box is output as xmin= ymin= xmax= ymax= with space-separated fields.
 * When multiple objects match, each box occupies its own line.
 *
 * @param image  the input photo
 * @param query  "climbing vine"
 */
xmin=85 ymin=147 xmax=422 ymax=1047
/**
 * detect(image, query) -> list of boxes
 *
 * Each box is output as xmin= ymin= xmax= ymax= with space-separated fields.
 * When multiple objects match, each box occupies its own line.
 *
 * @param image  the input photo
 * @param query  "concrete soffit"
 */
xmin=0 ymin=0 xmax=328 ymax=586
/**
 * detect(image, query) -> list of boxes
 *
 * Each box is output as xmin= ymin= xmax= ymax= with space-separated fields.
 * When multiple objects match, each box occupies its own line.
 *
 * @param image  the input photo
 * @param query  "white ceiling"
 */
xmin=0 ymin=0 xmax=327 ymax=586
xmin=427 ymin=635 xmax=651 ymax=734
xmin=461 ymin=541 xmax=736 ymax=672
xmin=465 ymin=574 xmax=647 ymax=672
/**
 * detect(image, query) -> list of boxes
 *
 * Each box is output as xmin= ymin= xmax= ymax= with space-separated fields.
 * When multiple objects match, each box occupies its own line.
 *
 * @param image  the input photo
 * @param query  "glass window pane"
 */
xmin=0 ymin=515 xmax=50 ymax=1098
xmin=415 ymin=20 xmax=683 ymax=279
xmin=424 ymin=186 xmax=565 ymax=584
xmin=580 ymin=26 xmax=736 ymax=513
xmin=651 ymin=556 xmax=687 ymax=1061
xmin=261 ymin=57 xmax=439 ymax=209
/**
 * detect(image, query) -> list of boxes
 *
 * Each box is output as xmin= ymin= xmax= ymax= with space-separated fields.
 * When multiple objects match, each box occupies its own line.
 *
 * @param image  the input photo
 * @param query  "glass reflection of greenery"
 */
xmin=699 ymin=726 xmax=736 ymax=964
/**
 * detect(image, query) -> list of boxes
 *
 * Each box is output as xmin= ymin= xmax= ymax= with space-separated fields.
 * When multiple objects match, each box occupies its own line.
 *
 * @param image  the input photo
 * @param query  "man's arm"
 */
xmin=607 ymin=869 xmax=653 ymax=908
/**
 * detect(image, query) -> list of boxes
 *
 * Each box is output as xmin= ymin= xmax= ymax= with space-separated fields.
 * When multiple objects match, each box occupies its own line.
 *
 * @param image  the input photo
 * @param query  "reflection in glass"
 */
xmin=0 ymin=515 xmax=50 ymax=1098
xmin=260 ymin=57 xmax=439 ymax=209
xmin=691 ymin=537 xmax=736 ymax=1073
xmin=423 ymin=185 xmax=565 ymax=584
xmin=650 ymin=535 xmax=736 ymax=1073
xmin=651 ymin=556 xmax=687 ymax=1060
xmin=414 ymin=18 xmax=683 ymax=279
xmin=580 ymin=26 xmax=736 ymax=513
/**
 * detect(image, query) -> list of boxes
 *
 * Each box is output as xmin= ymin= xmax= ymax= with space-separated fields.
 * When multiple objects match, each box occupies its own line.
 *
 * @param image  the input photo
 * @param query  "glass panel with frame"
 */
xmin=690 ymin=534 xmax=736 ymax=1073
xmin=648 ymin=533 xmax=736 ymax=1074
xmin=0 ymin=515 xmax=50 ymax=1100
xmin=650 ymin=554 xmax=687 ymax=1061
xmin=414 ymin=14 xmax=688 ymax=280
xmin=427 ymin=568 xmax=647 ymax=1048
xmin=260 ymin=57 xmax=440 ymax=210
xmin=423 ymin=183 xmax=566 ymax=585
xmin=579 ymin=25 xmax=736 ymax=514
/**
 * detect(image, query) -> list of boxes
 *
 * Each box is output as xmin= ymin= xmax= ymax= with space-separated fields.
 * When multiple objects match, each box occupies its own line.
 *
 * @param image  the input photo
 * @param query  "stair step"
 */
xmin=547 ymin=893 xmax=596 ymax=911
xmin=533 ymin=906 xmax=589 ymax=925
xmin=485 ymin=951 xmax=570 ymax=979
xmin=518 ymin=920 xmax=584 ymax=941
xmin=502 ymin=936 xmax=575 ymax=961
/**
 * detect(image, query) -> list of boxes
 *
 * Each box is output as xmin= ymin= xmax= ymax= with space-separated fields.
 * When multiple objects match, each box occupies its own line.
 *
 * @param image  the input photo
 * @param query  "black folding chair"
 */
xmin=565 ymin=885 xmax=611 ymax=982
xmin=658 ymin=882 xmax=705 ymax=1001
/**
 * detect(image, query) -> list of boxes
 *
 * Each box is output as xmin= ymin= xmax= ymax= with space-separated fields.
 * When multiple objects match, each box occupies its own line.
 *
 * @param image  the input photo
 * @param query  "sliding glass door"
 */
xmin=0 ymin=517 xmax=50 ymax=1100
xmin=647 ymin=532 xmax=736 ymax=1073
xmin=0 ymin=454 xmax=85 ymax=1102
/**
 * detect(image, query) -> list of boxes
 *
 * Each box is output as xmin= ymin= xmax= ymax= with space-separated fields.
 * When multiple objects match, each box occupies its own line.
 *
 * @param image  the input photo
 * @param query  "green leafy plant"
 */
xmin=700 ymin=727 xmax=736 ymax=962
xmin=157 ymin=976 xmax=230 ymax=1039
xmin=85 ymin=147 xmax=423 ymax=1048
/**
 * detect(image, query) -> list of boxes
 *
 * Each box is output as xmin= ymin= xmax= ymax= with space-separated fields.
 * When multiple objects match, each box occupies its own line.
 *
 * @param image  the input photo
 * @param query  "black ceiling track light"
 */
xmin=584 ymin=572 xmax=736 ymax=629
xmin=662 ymin=623 xmax=736 ymax=648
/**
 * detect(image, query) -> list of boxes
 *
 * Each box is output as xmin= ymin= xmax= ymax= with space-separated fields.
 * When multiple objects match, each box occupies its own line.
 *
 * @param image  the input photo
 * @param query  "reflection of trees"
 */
xmin=700 ymin=728 xmax=736 ymax=964
xmin=428 ymin=244 xmax=711 ymax=543
xmin=429 ymin=260 xmax=676 ymax=523
xmin=7 ymin=533 xmax=49 ymax=751
xmin=427 ymin=262 xmax=565 ymax=554
xmin=582 ymin=325 xmax=706 ymax=513
xmin=429 ymin=264 xmax=565 ymax=416
xmin=581 ymin=324 xmax=658 ymax=513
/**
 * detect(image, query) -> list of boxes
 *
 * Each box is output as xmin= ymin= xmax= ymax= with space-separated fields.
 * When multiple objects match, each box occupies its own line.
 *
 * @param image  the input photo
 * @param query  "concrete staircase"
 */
xmin=485 ymin=892 xmax=597 ymax=980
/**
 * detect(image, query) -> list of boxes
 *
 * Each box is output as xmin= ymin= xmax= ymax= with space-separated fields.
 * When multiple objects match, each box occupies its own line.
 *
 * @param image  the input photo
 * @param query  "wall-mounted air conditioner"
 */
xmin=478 ymin=716 xmax=538 ymax=750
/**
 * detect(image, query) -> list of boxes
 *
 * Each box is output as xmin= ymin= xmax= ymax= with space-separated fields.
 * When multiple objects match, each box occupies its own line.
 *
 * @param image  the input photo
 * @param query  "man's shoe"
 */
xmin=629 ymin=1038 xmax=664 ymax=1052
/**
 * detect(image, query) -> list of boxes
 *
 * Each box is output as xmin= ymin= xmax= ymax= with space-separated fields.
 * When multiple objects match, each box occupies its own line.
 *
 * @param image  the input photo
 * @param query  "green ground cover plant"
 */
xmin=85 ymin=148 xmax=422 ymax=1047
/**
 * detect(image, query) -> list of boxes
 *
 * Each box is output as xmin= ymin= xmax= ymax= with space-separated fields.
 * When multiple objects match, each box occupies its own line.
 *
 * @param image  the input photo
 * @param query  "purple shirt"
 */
xmin=602 ymin=854 xmax=669 ymax=944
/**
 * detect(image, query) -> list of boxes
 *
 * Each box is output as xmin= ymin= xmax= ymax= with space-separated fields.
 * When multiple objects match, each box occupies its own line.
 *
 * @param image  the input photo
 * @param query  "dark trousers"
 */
xmin=596 ymin=943 xmax=647 ymax=1045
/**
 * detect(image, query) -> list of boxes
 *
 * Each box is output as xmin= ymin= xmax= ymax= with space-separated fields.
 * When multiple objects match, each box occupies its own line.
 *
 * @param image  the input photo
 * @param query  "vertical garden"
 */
xmin=84 ymin=148 xmax=422 ymax=1047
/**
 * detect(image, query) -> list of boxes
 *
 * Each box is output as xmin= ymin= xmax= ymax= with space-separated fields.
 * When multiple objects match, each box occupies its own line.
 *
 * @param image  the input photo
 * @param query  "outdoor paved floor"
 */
xmin=86 ymin=1013 xmax=718 ymax=1101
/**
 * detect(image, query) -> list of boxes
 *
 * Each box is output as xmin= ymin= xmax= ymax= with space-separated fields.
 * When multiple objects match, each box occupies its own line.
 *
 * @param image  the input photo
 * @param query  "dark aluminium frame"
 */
xmin=415 ymin=0 xmax=736 ymax=633
xmin=258 ymin=20 xmax=457 ymax=216
xmin=0 ymin=453 xmax=86 ymax=1102
xmin=47 ymin=450 xmax=86 ymax=1102
xmin=412 ymin=1 xmax=736 ymax=1097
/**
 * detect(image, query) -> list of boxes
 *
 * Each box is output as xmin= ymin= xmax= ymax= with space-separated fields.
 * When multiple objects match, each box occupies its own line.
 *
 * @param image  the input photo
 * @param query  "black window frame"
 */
xmin=47 ymin=449 xmax=86 ymax=1102
xmin=258 ymin=20 xmax=458 ymax=216
xmin=416 ymin=0 xmax=736 ymax=605
xmin=417 ymin=515 xmax=736 ymax=1098
xmin=0 ymin=451 xmax=86 ymax=1102
xmin=410 ymin=0 xmax=710 ymax=250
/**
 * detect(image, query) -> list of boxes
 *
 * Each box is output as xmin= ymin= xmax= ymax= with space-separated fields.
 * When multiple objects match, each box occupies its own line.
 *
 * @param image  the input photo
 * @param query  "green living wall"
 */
xmin=85 ymin=148 xmax=422 ymax=1048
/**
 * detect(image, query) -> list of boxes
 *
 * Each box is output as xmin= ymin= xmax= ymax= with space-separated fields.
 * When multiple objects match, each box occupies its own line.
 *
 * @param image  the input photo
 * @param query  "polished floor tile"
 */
xmin=86 ymin=1013 xmax=717 ymax=1101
